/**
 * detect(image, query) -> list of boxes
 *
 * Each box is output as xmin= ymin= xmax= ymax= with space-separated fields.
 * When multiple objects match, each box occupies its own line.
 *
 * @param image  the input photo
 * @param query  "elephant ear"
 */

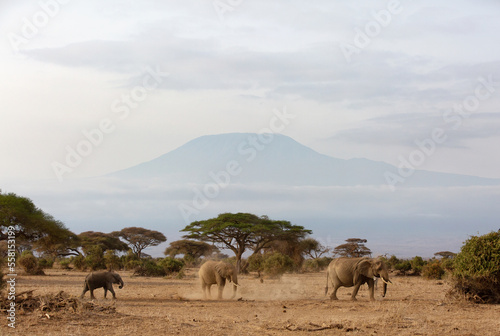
xmin=215 ymin=263 xmax=231 ymax=281
xmin=354 ymin=259 xmax=372 ymax=284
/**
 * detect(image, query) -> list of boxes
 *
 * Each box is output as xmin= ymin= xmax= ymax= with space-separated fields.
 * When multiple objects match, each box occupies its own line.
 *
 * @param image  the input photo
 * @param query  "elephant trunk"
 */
xmin=118 ymin=278 xmax=124 ymax=289
xmin=379 ymin=270 xmax=391 ymax=297
xmin=230 ymin=275 xmax=238 ymax=299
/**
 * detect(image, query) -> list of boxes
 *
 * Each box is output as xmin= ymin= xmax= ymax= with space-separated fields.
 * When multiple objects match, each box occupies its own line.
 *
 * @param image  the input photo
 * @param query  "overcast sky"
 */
xmin=1 ymin=0 xmax=499 ymax=182
xmin=1 ymin=1 xmax=500 ymax=257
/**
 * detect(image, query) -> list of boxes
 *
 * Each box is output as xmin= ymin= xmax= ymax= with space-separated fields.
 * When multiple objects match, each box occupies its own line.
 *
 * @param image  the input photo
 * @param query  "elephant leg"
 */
xmin=89 ymin=288 xmax=96 ymax=300
xmin=217 ymin=285 xmax=224 ymax=300
xmin=330 ymin=283 xmax=340 ymax=300
xmin=366 ymin=279 xmax=375 ymax=301
xmin=108 ymin=285 xmax=116 ymax=299
xmin=206 ymin=284 xmax=212 ymax=299
xmin=351 ymin=283 xmax=362 ymax=301
xmin=104 ymin=287 xmax=108 ymax=299
xmin=80 ymin=284 xmax=89 ymax=298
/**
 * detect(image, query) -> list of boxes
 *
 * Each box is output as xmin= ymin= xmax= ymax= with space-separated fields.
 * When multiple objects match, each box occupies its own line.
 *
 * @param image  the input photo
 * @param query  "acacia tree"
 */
xmin=181 ymin=212 xmax=311 ymax=271
xmin=434 ymin=251 xmax=456 ymax=259
xmin=113 ymin=227 xmax=167 ymax=259
xmin=164 ymin=239 xmax=218 ymax=259
xmin=333 ymin=238 xmax=371 ymax=257
xmin=300 ymin=238 xmax=330 ymax=259
xmin=78 ymin=231 xmax=129 ymax=256
xmin=0 ymin=191 xmax=77 ymax=255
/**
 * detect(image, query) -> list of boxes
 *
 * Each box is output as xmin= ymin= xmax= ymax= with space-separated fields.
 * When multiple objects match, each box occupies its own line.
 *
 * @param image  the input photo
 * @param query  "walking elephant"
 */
xmin=80 ymin=271 xmax=124 ymax=300
xmin=199 ymin=261 xmax=239 ymax=299
xmin=325 ymin=257 xmax=391 ymax=301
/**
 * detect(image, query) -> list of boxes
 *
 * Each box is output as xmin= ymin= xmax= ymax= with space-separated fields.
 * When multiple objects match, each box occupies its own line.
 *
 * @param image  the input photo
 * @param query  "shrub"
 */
xmin=387 ymin=255 xmax=400 ymax=270
xmin=247 ymin=253 xmax=264 ymax=277
xmin=159 ymin=257 xmax=184 ymax=274
xmin=133 ymin=259 xmax=166 ymax=277
xmin=441 ymin=257 xmax=454 ymax=271
xmin=104 ymin=250 xmax=121 ymax=271
xmin=58 ymin=258 xmax=71 ymax=270
xmin=410 ymin=256 xmax=426 ymax=275
xmin=262 ymin=252 xmax=294 ymax=278
xmin=450 ymin=231 xmax=500 ymax=303
xmin=302 ymin=257 xmax=332 ymax=272
xmin=19 ymin=251 xmax=44 ymax=275
xmin=394 ymin=260 xmax=412 ymax=275
xmin=38 ymin=257 xmax=54 ymax=269
xmin=84 ymin=246 xmax=106 ymax=271
xmin=125 ymin=259 xmax=141 ymax=271
xmin=72 ymin=255 xmax=86 ymax=270
xmin=422 ymin=260 xmax=446 ymax=280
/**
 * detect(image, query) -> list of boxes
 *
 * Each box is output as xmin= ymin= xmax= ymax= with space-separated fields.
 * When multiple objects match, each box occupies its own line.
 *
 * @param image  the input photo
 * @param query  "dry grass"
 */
xmin=1 ymin=269 xmax=499 ymax=335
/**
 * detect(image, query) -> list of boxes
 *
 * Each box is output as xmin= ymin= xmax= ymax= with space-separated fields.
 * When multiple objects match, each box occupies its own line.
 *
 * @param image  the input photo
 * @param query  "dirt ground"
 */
xmin=1 ymin=268 xmax=499 ymax=336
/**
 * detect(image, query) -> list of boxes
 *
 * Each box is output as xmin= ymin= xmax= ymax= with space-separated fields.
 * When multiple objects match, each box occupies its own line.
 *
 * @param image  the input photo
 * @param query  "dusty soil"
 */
xmin=1 ymin=268 xmax=499 ymax=336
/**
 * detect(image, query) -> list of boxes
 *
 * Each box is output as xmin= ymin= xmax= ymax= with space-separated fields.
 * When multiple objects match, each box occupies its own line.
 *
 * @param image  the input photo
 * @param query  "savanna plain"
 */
xmin=2 ymin=268 xmax=499 ymax=336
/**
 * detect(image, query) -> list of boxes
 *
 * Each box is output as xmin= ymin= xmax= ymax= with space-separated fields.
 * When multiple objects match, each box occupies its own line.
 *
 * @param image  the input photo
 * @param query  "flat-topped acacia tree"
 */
xmin=181 ymin=212 xmax=311 ymax=271
xmin=112 ymin=227 xmax=167 ymax=259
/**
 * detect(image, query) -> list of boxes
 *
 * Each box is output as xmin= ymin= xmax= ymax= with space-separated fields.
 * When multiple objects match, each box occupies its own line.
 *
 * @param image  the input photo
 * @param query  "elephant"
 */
xmin=80 ymin=271 xmax=124 ymax=300
xmin=325 ymin=257 xmax=391 ymax=301
xmin=199 ymin=260 xmax=239 ymax=299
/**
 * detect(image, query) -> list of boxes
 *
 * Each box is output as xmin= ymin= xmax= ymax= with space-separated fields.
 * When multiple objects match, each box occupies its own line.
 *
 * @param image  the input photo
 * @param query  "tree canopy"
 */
xmin=0 ymin=191 xmax=76 ymax=255
xmin=300 ymin=238 xmax=330 ymax=259
xmin=333 ymin=238 xmax=371 ymax=257
xmin=112 ymin=227 xmax=167 ymax=258
xmin=78 ymin=231 xmax=129 ymax=255
xmin=181 ymin=212 xmax=312 ymax=270
xmin=164 ymin=239 xmax=218 ymax=259
xmin=434 ymin=251 xmax=456 ymax=259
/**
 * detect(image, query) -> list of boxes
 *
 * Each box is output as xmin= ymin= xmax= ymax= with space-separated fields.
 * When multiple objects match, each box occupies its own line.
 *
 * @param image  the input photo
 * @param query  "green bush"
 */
xmin=248 ymin=253 xmax=265 ymax=277
xmin=125 ymin=259 xmax=142 ymax=271
xmin=38 ymin=257 xmax=54 ymax=269
xmin=441 ymin=257 xmax=454 ymax=271
xmin=422 ymin=260 xmax=446 ymax=280
xmin=450 ymin=231 xmax=500 ymax=303
xmin=58 ymin=258 xmax=71 ymax=270
xmin=122 ymin=250 xmax=140 ymax=270
xmin=410 ymin=256 xmax=426 ymax=275
xmin=104 ymin=250 xmax=121 ymax=271
xmin=302 ymin=257 xmax=332 ymax=272
xmin=19 ymin=251 xmax=44 ymax=275
xmin=394 ymin=260 xmax=412 ymax=275
xmin=72 ymin=255 xmax=86 ymax=270
xmin=133 ymin=259 xmax=168 ymax=277
xmin=84 ymin=246 xmax=106 ymax=271
xmin=159 ymin=257 xmax=184 ymax=274
xmin=387 ymin=255 xmax=400 ymax=270
xmin=262 ymin=252 xmax=294 ymax=278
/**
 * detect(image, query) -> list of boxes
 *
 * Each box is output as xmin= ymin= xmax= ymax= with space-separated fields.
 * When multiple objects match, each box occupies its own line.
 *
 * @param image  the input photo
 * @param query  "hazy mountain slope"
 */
xmin=109 ymin=133 xmax=500 ymax=187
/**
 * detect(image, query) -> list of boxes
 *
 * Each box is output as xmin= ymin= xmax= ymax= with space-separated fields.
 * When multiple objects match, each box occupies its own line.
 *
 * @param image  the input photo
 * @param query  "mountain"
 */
xmin=109 ymin=133 xmax=500 ymax=188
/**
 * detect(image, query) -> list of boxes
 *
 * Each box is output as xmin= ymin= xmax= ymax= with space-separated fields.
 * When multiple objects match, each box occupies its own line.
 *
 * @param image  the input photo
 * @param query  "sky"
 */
xmin=1 ymin=1 xmax=499 ymax=257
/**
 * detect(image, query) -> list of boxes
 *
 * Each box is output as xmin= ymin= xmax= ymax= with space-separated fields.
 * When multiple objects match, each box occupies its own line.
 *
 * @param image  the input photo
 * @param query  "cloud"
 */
xmin=329 ymin=112 xmax=500 ymax=148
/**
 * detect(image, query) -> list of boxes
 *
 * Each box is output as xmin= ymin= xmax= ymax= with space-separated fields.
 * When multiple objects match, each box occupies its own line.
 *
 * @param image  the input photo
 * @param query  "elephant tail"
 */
xmin=324 ymin=271 xmax=329 ymax=296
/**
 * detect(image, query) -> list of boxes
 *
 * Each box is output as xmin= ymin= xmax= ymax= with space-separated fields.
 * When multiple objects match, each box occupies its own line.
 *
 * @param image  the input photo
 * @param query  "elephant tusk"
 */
xmin=381 ymin=278 xmax=391 ymax=285
xmin=233 ymin=283 xmax=241 ymax=287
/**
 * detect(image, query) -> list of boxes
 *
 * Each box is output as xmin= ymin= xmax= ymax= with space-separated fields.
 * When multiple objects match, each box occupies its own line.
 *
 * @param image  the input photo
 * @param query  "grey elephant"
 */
xmin=325 ymin=257 xmax=391 ymax=301
xmin=80 ymin=271 xmax=124 ymax=300
xmin=199 ymin=261 xmax=239 ymax=299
